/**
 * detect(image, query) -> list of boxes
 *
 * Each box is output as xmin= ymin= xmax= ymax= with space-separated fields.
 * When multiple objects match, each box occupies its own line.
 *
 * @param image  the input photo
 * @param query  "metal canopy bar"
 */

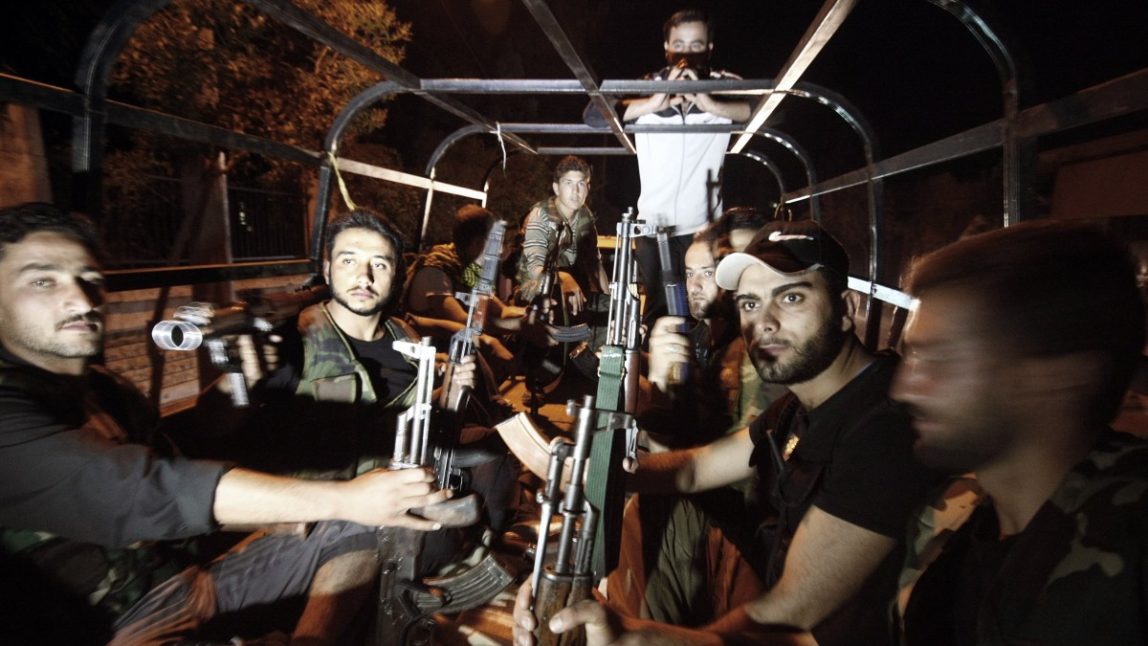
xmin=847 ymin=277 xmax=913 ymax=310
xmin=322 ymin=81 xmax=403 ymax=154
xmin=238 ymin=0 xmax=533 ymax=155
xmin=68 ymin=0 xmax=531 ymax=217
xmin=731 ymin=0 xmax=859 ymax=154
xmin=784 ymin=66 xmax=1148 ymax=203
xmin=105 ymin=101 xmax=318 ymax=166
xmin=419 ymin=78 xmax=774 ymax=95
xmin=240 ymin=0 xmax=419 ymax=87
xmin=927 ymin=0 xmax=1029 ymax=224
xmin=335 ymin=158 xmax=486 ymax=200
xmin=492 ymin=122 xmax=746 ymax=134
xmin=537 ymin=147 xmax=633 ymax=156
xmin=518 ymin=0 xmax=635 ymax=154
xmin=0 ymin=73 xmax=483 ymax=201
xmin=755 ymin=128 xmax=819 ymax=219
xmin=0 ymin=73 xmax=83 ymax=115
xmin=73 ymin=0 xmax=173 ymax=215
xmin=784 ymin=123 xmax=1004 ymax=201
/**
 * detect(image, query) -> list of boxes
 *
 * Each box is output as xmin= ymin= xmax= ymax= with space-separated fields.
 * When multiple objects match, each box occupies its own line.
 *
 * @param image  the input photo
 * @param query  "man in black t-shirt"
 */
xmin=513 ymin=221 xmax=937 ymax=645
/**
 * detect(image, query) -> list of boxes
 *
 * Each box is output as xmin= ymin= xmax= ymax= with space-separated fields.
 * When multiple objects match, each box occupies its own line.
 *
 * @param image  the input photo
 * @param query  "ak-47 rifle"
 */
xmin=439 ymin=219 xmax=506 ymax=413
xmin=530 ymin=396 xmax=598 ymax=646
xmin=655 ymin=225 xmax=711 ymax=383
xmin=376 ymin=221 xmax=516 ymax=645
xmin=523 ymin=230 xmax=593 ymax=414
xmin=376 ymin=336 xmax=515 ymax=645
xmin=434 ymin=219 xmax=507 ymax=493
xmin=151 ymin=285 xmax=330 ymax=406
xmin=496 ymin=209 xmax=647 ymax=641
xmin=528 ymin=400 xmax=642 ymax=646
xmin=583 ymin=208 xmax=649 ymax=576
xmin=497 ymin=209 xmax=648 ymax=571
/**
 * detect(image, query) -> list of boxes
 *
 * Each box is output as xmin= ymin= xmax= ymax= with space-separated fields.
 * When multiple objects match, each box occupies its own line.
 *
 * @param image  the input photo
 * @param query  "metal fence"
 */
xmin=102 ymin=175 xmax=307 ymax=267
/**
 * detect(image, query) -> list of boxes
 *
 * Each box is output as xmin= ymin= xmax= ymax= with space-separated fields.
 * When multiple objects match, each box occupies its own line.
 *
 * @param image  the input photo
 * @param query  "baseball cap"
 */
xmin=715 ymin=220 xmax=850 ymax=290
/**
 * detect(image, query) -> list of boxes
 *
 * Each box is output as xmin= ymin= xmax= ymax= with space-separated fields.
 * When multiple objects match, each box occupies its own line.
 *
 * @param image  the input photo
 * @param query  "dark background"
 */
xmin=3 ymin=0 xmax=1147 ymax=268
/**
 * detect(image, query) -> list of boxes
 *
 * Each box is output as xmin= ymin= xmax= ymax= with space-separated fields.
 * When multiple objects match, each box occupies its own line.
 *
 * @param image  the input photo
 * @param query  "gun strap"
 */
xmin=585 ymin=343 xmax=626 ymax=577
xmin=595 ymin=345 xmax=625 ymax=411
xmin=586 ymin=427 xmax=626 ymax=578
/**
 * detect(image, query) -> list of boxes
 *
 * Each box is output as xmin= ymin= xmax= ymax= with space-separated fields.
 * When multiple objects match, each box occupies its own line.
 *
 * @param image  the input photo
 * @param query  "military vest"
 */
xmin=293 ymin=303 xmax=420 ymax=476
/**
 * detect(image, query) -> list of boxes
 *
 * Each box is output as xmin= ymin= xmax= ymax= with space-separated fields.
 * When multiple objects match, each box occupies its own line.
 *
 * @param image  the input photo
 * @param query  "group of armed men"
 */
xmin=3 ymin=8 xmax=1148 ymax=646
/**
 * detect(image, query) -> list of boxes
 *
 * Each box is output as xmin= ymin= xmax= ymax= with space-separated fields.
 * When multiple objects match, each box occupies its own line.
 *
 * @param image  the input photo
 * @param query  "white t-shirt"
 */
xmin=634 ymin=69 xmax=737 ymax=237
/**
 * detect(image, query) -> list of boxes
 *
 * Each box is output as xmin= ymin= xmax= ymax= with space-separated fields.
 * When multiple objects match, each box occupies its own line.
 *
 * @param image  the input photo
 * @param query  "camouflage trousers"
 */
xmin=605 ymin=490 xmax=766 ymax=627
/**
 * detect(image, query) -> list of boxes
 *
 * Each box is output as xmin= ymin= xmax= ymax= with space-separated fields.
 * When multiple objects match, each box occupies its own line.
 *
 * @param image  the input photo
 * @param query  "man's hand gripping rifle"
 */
xmin=530 ymin=395 xmax=600 ymax=646
xmin=375 ymin=221 xmax=518 ymax=644
xmin=150 ymin=285 xmax=329 ymax=406
xmin=439 ymin=219 xmax=506 ymax=414
xmin=377 ymin=337 xmax=515 ymax=645
xmin=656 ymin=224 xmax=710 ymax=384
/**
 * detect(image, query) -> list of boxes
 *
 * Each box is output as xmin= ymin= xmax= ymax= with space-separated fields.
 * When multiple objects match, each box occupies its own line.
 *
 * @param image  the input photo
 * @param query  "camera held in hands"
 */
xmin=667 ymin=51 xmax=711 ymax=79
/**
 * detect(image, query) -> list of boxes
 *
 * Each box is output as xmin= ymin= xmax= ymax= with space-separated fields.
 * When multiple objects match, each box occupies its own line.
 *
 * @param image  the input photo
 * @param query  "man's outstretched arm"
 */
xmin=213 ymin=466 xmax=451 ymax=530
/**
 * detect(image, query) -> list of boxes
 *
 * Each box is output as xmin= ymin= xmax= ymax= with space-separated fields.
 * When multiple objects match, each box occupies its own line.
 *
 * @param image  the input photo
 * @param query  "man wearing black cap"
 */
xmin=512 ymin=221 xmax=937 ymax=645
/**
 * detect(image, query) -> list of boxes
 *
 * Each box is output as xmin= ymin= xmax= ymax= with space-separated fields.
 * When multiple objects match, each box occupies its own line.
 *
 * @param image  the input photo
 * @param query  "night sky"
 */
xmin=3 ymin=0 xmax=1146 ymax=234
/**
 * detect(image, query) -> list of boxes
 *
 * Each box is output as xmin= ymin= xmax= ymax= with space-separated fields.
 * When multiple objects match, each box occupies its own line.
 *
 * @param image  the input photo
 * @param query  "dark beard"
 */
xmin=331 ymin=290 xmax=388 ymax=317
xmin=689 ymin=297 xmax=714 ymax=320
xmin=750 ymin=316 xmax=846 ymax=385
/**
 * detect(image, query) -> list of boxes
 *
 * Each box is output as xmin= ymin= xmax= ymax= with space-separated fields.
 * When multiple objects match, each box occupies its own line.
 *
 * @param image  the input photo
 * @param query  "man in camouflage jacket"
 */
xmin=891 ymin=220 xmax=1148 ymax=645
xmin=250 ymin=208 xmax=520 ymax=538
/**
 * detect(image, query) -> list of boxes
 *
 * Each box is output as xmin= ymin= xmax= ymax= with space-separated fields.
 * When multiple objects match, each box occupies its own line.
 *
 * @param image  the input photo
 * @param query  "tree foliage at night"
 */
xmin=103 ymin=0 xmax=414 ymax=260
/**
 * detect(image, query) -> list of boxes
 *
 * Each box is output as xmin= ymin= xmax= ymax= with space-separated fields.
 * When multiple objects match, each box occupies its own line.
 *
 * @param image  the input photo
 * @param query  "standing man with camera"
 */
xmin=622 ymin=9 xmax=751 ymax=327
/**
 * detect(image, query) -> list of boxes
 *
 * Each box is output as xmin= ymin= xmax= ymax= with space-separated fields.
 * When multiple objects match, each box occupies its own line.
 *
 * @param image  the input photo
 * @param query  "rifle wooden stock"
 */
xmin=529 ymin=397 xmax=598 ymax=646
xmin=533 ymin=569 xmax=593 ymax=646
xmin=410 ymin=495 xmax=482 ymax=528
xmin=438 ymin=358 xmax=470 ymax=413
xmin=495 ymin=412 xmax=574 ymax=488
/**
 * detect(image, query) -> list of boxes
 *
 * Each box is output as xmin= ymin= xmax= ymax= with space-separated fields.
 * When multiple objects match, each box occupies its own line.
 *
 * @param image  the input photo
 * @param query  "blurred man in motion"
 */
xmin=892 ymin=220 xmax=1148 ymax=645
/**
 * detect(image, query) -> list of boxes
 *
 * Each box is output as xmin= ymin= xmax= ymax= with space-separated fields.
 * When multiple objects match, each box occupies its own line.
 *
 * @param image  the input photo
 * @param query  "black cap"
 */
xmin=715 ymin=220 xmax=850 ymax=289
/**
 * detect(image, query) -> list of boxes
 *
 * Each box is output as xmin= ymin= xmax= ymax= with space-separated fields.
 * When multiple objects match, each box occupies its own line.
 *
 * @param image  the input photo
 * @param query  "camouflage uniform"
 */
xmin=515 ymin=197 xmax=601 ymax=302
xmin=402 ymin=241 xmax=477 ymax=315
xmin=894 ymin=431 xmax=1148 ymax=645
xmin=266 ymin=302 xmax=520 ymax=531
xmin=247 ymin=302 xmax=420 ymax=479
xmin=293 ymin=302 xmax=419 ymax=409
